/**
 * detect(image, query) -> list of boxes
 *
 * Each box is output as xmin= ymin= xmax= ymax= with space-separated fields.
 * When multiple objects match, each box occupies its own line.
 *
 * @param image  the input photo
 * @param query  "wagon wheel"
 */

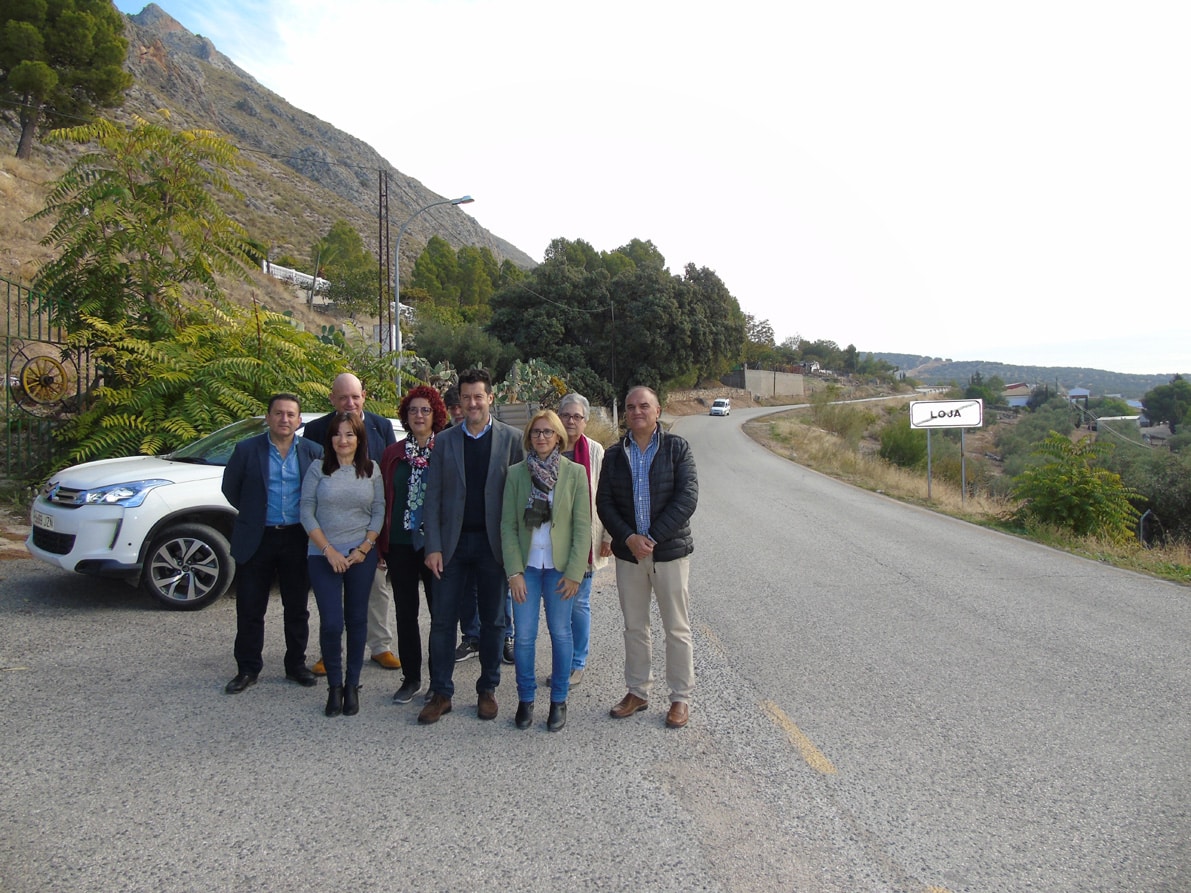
xmin=20 ymin=355 xmax=70 ymax=404
xmin=8 ymin=349 xmax=78 ymax=417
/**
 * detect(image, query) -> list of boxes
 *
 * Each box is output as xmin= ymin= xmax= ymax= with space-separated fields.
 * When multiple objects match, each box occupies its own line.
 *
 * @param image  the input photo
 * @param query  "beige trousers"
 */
xmin=367 ymin=566 xmax=394 ymax=655
xmin=614 ymin=555 xmax=694 ymax=703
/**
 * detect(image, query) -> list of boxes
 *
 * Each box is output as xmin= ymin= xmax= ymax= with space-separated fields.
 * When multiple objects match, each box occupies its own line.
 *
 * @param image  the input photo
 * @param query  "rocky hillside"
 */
xmin=122 ymin=5 xmax=534 ymax=270
xmin=1 ymin=4 xmax=533 ymax=292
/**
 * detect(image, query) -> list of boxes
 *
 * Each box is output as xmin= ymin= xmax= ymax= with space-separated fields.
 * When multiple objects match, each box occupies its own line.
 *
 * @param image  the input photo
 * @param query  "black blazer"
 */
xmin=222 ymin=433 xmax=323 ymax=563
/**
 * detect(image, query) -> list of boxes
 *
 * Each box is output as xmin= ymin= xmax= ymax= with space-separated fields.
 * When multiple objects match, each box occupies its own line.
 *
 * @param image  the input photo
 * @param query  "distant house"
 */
xmin=1002 ymin=382 xmax=1032 ymax=407
xmin=1067 ymin=387 xmax=1091 ymax=402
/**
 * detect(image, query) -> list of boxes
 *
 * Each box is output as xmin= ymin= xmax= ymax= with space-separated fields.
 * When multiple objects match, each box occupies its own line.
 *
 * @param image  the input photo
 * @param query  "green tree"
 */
xmin=31 ymin=114 xmax=258 ymax=341
xmin=311 ymin=220 xmax=377 ymax=315
xmin=55 ymin=305 xmax=358 ymax=465
xmin=1010 ymin=431 xmax=1140 ymax=542
xmin=1 ymin=0 xmax=133 ymax=158
xmin=410 ymin=235 xmax=460 ymax=302
xmin=1142 ymin=375 xmax=1191 ymax=434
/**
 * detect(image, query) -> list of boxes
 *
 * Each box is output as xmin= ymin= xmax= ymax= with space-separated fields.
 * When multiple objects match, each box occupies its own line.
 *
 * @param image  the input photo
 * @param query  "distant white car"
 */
xmin=26 ymin=413 xmax=401 ymax=610
xmin=710 ymin=398 xmax=731 ymax=416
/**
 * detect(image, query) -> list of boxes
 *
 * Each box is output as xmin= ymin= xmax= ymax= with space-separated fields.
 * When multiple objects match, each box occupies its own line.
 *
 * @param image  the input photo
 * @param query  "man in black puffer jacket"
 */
xmin=596 ymin=386 xmax=698 ymax=729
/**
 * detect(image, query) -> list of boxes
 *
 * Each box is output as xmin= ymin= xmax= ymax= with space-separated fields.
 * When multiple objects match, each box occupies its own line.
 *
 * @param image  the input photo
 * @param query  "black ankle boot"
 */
xmin=515 ymin=701 xmax=533 ymax=730
xmin=547 ymin=700 xmax=566 ymax=732
xmin=325 ymin=685 xmax=343 ymax=717
xmin=343 ymin=684 xmax=360 ymax=716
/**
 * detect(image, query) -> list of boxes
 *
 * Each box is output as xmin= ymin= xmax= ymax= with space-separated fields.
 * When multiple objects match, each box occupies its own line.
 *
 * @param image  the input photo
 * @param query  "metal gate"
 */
xmin=3 ymin=275 xmax=87 ymax=482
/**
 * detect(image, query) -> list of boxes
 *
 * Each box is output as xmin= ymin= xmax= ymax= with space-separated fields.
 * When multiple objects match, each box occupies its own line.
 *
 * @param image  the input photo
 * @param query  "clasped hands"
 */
xmin=324 ymin=544 xmax=369 ymax=574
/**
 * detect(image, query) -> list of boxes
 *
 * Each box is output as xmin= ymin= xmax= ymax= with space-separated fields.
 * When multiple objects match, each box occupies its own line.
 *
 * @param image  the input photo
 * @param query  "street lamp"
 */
xmin=390 ymin=194 xmax=475 ymax=395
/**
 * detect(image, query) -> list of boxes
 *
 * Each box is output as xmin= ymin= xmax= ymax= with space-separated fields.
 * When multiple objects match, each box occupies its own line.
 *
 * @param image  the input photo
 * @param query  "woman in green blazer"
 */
xmin=501 ymin=409 xmax=591 ymax=731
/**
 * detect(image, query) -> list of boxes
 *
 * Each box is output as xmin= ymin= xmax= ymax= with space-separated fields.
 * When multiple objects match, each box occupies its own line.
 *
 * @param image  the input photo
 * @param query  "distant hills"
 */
xmin=875 ymin=354 xmax=1175 ymax=399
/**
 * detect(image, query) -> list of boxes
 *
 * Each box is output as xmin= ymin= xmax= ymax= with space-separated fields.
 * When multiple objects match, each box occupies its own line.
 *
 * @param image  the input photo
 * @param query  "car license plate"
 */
xmin=32 ymin=509 xmax=54 ymax=531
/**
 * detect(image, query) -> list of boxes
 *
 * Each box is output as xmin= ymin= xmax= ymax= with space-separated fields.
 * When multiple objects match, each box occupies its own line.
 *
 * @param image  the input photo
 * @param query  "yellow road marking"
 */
xmin=761 ymin=700 xmax=837 ymax=775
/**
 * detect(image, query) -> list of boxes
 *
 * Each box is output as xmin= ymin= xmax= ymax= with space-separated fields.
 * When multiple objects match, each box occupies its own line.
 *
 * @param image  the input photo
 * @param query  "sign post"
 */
xmin=910 ymin=399 xmax=984 ymax=504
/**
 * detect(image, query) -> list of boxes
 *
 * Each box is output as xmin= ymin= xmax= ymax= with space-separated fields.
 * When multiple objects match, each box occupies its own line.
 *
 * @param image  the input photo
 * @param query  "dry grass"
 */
xmin=746 ymin=409 xmax=1191 ymax=585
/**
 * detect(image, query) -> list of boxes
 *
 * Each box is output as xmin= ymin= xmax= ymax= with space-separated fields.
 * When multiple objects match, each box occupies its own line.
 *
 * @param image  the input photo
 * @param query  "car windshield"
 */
xmin=166 ymin=418 xmax=267 ymax=466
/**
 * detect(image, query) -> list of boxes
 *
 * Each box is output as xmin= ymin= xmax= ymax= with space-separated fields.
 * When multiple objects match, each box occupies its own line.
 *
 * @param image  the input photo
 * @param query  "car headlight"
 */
xmin=76 ymin=479 xmax=174 ymax=508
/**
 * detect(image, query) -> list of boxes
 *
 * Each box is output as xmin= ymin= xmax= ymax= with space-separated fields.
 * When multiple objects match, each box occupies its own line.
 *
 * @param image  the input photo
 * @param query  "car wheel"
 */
xmin=141 ymin=523 xmax=234 ymax=610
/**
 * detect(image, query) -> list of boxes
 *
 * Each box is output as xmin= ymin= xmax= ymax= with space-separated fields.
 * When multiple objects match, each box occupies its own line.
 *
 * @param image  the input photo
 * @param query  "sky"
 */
xmin=113 ymin=0 xmax=1189 ymax=376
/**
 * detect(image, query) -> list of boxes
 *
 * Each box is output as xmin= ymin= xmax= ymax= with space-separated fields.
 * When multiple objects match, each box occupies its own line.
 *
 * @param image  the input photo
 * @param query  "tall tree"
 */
xmin=1 ymin=0 xmax=133 ymax=158
xmin=311 ymin=219 xmax=376 ymax=315
xmin=31 ymin=114 xmax=258 ymax=340
xmin=1142 ymin=375 xmax=1191 ymax=434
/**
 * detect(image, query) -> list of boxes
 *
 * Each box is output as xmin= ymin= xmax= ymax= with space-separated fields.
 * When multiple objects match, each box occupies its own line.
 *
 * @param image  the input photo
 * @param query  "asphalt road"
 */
xmin=1 ymin=406 xmax=1187 ymax=892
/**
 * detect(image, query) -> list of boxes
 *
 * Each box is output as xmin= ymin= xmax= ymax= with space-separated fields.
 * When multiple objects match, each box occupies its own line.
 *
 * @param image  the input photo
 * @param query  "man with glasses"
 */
xmin=419 ymin=369 xmax=524 ymax=724
xmin=558 ymin=393 xmax=613 ymax=686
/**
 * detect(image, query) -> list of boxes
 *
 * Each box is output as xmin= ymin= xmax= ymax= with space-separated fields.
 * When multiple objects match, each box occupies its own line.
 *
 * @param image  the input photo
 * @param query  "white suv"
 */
xmin=26 ymin=413 xmax=399 ymax=610
xmin=710 ymin=398 xmax=731 ymax=416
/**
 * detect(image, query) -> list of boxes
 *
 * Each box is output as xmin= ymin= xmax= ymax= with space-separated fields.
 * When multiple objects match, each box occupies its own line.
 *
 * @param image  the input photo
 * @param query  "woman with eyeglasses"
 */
xmin=301 ymin=412 xmax=385 ymax=717
xmin=500 ymin=409 xmax=591 ymax=731
xmin=378 ymin=386 xmax=449 ymax=707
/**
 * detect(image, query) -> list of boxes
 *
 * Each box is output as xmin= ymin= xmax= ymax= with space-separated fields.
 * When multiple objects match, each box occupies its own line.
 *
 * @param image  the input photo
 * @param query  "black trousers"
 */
xmin=387 ymin=542 xmax=436 ymax=684
xmin=233 ymin=525 xmax=310 ymax=675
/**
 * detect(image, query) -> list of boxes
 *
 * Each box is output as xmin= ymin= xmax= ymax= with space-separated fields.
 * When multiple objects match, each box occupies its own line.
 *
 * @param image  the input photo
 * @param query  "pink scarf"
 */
xmin=570 ymin=434 xmax=593 ymax=564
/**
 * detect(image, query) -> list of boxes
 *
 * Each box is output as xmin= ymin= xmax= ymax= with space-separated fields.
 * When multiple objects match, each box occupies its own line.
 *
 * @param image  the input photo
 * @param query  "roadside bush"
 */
xmin=809 ymin=389 xmax=875 ymax=448
xmin=878 ymin=415 xmax=926 ymax=468
xmin=1010 ymin=432 xmax=1139 ymax=542
xmin=1109 ymin=448 xmax=1191 ymax=542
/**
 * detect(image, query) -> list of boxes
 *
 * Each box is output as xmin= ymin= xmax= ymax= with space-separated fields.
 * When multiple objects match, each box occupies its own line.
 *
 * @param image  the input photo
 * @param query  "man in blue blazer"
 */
xmin=300 ymin=372 xmax=399 ymax=671
xmin=419 ymin=369 xmax=524 ymax=723
xmin=221 ymin=393 xmax=324 ymax=694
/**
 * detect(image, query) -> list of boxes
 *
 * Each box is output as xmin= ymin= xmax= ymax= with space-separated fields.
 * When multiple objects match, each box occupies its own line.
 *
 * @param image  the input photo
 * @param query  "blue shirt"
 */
xmin=266 ymin=438 xmax=302 ymax=525
xmin=463 ymin=419 xmax=493 ymax=440
xmin=628 ymin=425 xmax=660 ymax=537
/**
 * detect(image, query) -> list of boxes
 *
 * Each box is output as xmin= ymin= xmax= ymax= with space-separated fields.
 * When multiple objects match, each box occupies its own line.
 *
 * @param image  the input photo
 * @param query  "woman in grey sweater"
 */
xmin=301 ymin=412 xmax=385 ymax=716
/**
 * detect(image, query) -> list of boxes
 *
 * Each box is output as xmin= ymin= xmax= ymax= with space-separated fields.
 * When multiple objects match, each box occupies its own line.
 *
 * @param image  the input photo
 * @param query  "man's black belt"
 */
xmin=266 ymin=523 xmax=303 ymax=531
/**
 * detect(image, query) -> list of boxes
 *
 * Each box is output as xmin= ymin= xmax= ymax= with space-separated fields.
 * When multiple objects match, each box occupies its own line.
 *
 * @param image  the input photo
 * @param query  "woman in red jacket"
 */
xmin=378 ymin=385 xmax=449 ymax=706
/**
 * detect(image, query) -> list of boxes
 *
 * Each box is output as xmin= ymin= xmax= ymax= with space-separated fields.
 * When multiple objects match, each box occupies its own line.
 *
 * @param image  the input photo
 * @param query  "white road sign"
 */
xmin=910 ymin=399 xmax=984 ymax=429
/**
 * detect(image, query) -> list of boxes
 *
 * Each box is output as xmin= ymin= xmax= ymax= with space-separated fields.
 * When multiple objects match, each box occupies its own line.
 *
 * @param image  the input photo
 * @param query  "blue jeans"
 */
xmin=570 ymin=571 xmax=593 ymax=671
xmin=309 ymin=550 xmax=376 ymax=687
xmin=512 ymin=566 xmax=575 ymax=704
xmin=429 ymin=531 xmax=505 ymax=698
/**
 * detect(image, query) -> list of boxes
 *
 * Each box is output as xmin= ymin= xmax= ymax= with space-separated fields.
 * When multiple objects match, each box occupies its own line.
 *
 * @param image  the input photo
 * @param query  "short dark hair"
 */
xmin=267 ymin=393 xmax=302 ymax=413
xmin=443 ymin=386 xmax=460 ymax=407
xmin=458 ymin=368 xmax=493 ymax=394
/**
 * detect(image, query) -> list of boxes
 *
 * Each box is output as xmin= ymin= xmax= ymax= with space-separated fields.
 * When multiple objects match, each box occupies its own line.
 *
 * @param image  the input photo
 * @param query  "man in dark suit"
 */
xmin=419 ymin=368 xmax=524 ymax=724
xmin=221 ymin=393 xmax=323 ymax=694
xmin=301 ymin=372 xmax=400 ymax=672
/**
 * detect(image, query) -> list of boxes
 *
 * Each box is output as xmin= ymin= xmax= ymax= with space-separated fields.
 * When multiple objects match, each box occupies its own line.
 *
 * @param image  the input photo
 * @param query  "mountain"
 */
xmin=1 ymin=3 xmax=534 ymax=284
xmin=875 ymin=353 xmax=1173 ymax=399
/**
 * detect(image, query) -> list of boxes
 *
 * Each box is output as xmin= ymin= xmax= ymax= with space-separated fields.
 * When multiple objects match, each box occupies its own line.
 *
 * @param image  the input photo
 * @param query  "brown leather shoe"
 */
xmin=665 ymin=701 xmax=690 ymax=729
xmin=370 ymin=651 xmax=401 ymax=670
xmin=417 ymin=693 xmax=452 ymax=725
xmin=477 ymin=690 xmax=498 ymax=721
xmin=609 ymin=692 xmax=648 ymax=719
xmin=311 ymin=659 xmax=327 ymax=677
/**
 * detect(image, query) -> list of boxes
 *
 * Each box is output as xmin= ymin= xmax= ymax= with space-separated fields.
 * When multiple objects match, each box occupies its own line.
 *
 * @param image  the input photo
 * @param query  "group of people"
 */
xmin=221 ymin=368 xmax=699 ymax=731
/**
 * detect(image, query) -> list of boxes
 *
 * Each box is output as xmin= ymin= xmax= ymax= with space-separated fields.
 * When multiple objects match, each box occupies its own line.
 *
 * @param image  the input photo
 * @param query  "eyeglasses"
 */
xmin=558 ymin=413 xmax=585 ymax=422
xmin=530 ymin=429 xmax=556 ymax=439
xmin=407 ymin=406 xmax=433 ymax=415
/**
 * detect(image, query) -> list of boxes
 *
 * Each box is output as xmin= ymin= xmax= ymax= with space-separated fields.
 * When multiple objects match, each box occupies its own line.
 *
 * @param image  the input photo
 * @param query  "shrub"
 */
xmin=1010 ymin=432 xmax=1140 ymax=542
xmin=879 ymin=415 xmax=926 ymax=469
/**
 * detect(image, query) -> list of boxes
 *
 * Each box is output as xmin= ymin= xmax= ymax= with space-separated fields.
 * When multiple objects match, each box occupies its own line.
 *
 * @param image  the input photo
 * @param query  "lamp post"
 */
xmin=390 ymin=194 xmax=474 ymax=395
